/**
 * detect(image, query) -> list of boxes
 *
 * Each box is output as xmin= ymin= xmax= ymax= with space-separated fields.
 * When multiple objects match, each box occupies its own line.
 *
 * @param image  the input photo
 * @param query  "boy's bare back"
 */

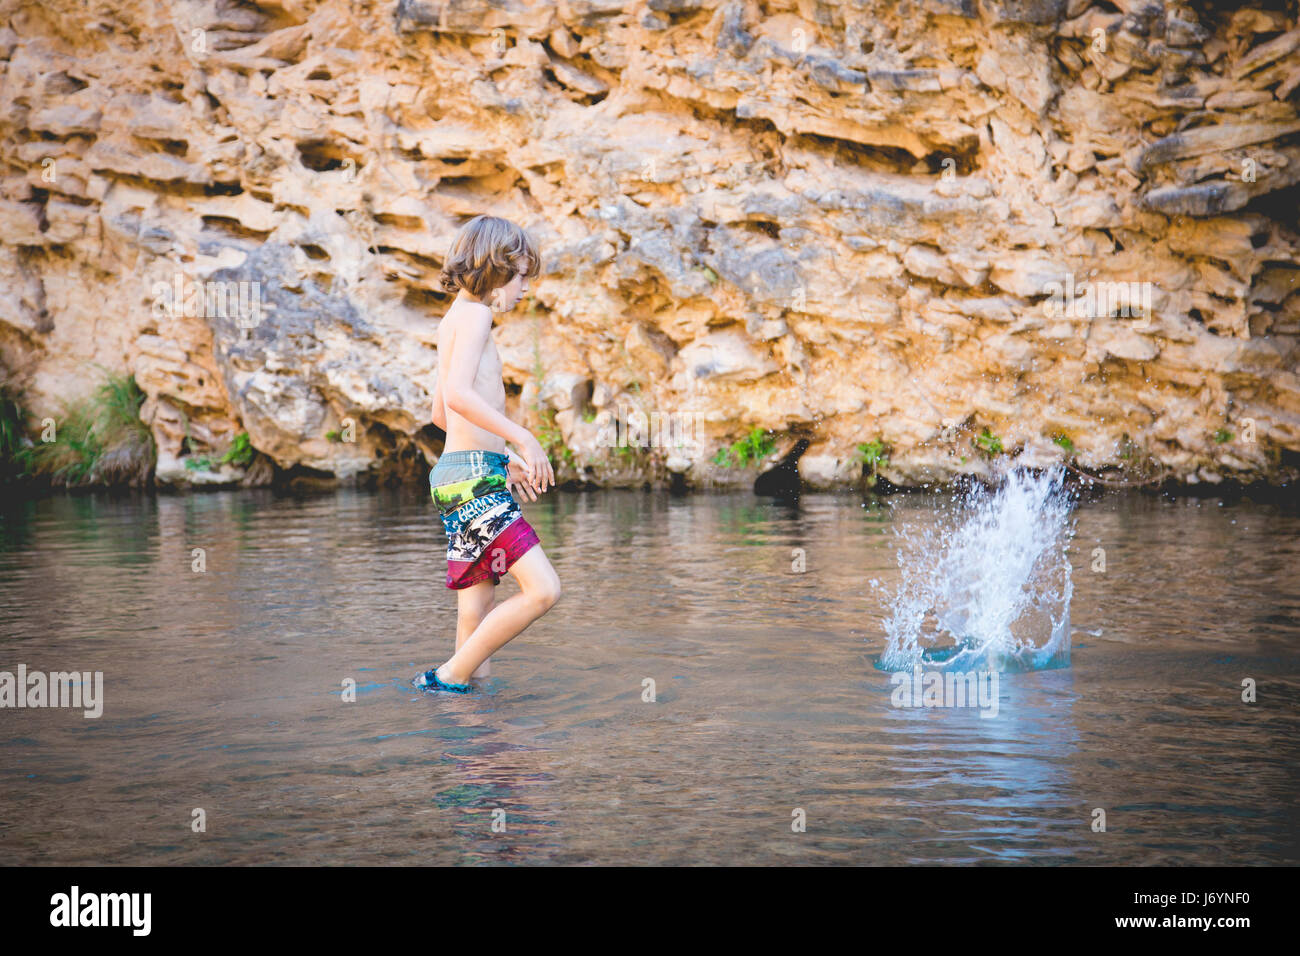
xmin=436 ymin=300 xmax=507 ymax=455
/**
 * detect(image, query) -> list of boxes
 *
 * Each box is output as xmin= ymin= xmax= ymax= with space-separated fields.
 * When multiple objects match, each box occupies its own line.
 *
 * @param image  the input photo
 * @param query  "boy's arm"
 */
xmin=443 ymin=309 xmax=531 ymax=447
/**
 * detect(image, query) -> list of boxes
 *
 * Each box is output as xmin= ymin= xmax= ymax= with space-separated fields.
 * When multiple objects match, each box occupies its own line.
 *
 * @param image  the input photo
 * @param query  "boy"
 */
xmin=416 ymin=215 xmax=561 ymax=693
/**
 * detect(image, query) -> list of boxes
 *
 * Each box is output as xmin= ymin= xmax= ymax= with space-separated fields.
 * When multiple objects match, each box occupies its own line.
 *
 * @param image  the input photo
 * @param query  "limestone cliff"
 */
xmin=1 ymin=0 xmax=1298 ymax=491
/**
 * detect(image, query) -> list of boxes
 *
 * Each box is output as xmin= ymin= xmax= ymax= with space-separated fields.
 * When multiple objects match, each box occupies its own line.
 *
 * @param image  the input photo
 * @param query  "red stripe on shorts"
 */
xmin=446 ymin=516 xmax=541 ymax=589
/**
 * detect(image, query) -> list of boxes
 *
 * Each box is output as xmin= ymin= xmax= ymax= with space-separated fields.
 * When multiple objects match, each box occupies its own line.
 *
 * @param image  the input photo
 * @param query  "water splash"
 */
xmin=874 ymin=466 xmax=1076 ymax=673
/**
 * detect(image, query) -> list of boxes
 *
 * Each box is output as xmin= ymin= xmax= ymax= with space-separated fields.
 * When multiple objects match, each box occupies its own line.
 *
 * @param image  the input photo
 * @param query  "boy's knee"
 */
xmin=534 ymin=577 xmax=561 ymax=610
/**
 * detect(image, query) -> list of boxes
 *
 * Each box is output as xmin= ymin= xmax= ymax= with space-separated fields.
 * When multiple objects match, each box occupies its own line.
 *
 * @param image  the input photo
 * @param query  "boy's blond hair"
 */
xmin=438 ymin=215 xmax=541 ymax=300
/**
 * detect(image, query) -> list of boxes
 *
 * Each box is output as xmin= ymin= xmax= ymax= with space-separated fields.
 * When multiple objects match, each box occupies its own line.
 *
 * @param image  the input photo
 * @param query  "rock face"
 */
xmin=1 ymin=0 xmax=1298 ymax=491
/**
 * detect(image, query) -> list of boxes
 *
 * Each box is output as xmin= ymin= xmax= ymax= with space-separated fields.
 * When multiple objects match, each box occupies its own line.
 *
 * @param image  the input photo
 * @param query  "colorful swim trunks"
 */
xmin=429 ymin=450 xmax=540 ymax=589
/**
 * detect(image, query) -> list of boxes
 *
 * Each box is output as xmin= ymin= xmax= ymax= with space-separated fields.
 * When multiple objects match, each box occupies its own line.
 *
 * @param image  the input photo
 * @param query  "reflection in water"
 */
xmin=0 ymin=486 xmax=1297 ymax=864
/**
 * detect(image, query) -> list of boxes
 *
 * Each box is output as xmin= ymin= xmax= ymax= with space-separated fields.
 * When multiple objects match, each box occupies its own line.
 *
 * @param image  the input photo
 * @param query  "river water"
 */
xmin=1 ymin=484 xmax=1297 ymax=865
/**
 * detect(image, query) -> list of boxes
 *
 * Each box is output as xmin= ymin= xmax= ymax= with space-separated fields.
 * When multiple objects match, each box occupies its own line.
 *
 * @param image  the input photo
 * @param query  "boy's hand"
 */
xmin=517 ymin=432 xmax=555 ymax=492
xmin=506 ymin=460 xmax=542 ymax=501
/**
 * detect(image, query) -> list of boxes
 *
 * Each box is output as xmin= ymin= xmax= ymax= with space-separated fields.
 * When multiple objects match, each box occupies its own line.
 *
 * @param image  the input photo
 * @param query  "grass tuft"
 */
xmin=713 ymin=426 xmax=775 ymax=468
xmin=1 ymin=382 xmax=36 ymax=483
xmin=23 ymin=368 xmax=156 ymax=487
xmin=856 ymin=438 xmax=891 ymax=488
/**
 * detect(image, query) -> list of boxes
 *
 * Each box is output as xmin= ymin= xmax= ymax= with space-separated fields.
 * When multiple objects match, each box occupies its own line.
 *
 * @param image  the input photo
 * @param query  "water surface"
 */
xmin=1 ymin=486 xmax=1297 ymax=865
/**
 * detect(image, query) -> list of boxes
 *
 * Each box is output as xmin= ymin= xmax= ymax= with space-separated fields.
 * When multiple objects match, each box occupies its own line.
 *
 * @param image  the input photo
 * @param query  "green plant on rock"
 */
xmin=856 ymin=438 xmax=891 ymax=488
xmin=527 ymin=318 xmax=577 ymax=472
xmin=23 ymin=368 xmax=155 ymax=487
xmin=220 ymin=431 xmax=254 ymax=467
xmin=536 ymin=406 xmax=574 ymax=470
xmin=714 ymin=426 xmax=775 ymax=468
xmin=1 ymin=382 xmax=35 ymax=482
xmin=974 ymin=427 xmax=1003 ymax=457
xmin=1052 ymin=433 xmax=1076 ymax=455
xmin=36 ymin=401 xmax=101 ymax=485
xmin=1213 ymin=428 xmax=1233 ymax=444
xmin=182 ymin=431 xmax=254 ymax=474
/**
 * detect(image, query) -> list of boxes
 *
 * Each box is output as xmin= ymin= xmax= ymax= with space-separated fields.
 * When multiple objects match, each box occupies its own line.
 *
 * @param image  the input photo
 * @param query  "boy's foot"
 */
xmin=414 ymin=665 xmax=471 ymax=693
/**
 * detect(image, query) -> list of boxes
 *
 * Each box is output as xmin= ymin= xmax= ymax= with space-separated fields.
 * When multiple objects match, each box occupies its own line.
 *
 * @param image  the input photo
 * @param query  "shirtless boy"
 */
xmin=416 ymin=215 xmax=561 ymax=692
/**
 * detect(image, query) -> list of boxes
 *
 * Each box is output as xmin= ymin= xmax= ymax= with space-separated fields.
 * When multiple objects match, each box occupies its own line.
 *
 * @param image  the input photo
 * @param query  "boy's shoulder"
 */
xmin=442 ymin=297 xmax=492 ymax=328
xmin=440 ymin=299 xmax=495 ymax=357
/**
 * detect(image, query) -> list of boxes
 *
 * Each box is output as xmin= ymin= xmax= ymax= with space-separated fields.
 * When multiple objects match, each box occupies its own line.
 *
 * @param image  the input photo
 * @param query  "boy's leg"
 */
xmin=456 ymin=580 xmax=496 ymax=678
xmin=438 ymin=545 xmax=560 ymax=685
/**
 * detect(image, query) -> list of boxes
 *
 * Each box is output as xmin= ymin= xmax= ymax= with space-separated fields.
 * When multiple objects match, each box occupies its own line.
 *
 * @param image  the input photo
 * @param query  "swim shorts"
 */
xmin=429 ymin=449 xmax=540 ymax=589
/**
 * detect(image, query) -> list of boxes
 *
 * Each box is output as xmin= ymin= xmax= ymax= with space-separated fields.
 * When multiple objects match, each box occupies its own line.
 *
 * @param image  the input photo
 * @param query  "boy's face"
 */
xmin=489 ymin=269 xmax=529 ymax=312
